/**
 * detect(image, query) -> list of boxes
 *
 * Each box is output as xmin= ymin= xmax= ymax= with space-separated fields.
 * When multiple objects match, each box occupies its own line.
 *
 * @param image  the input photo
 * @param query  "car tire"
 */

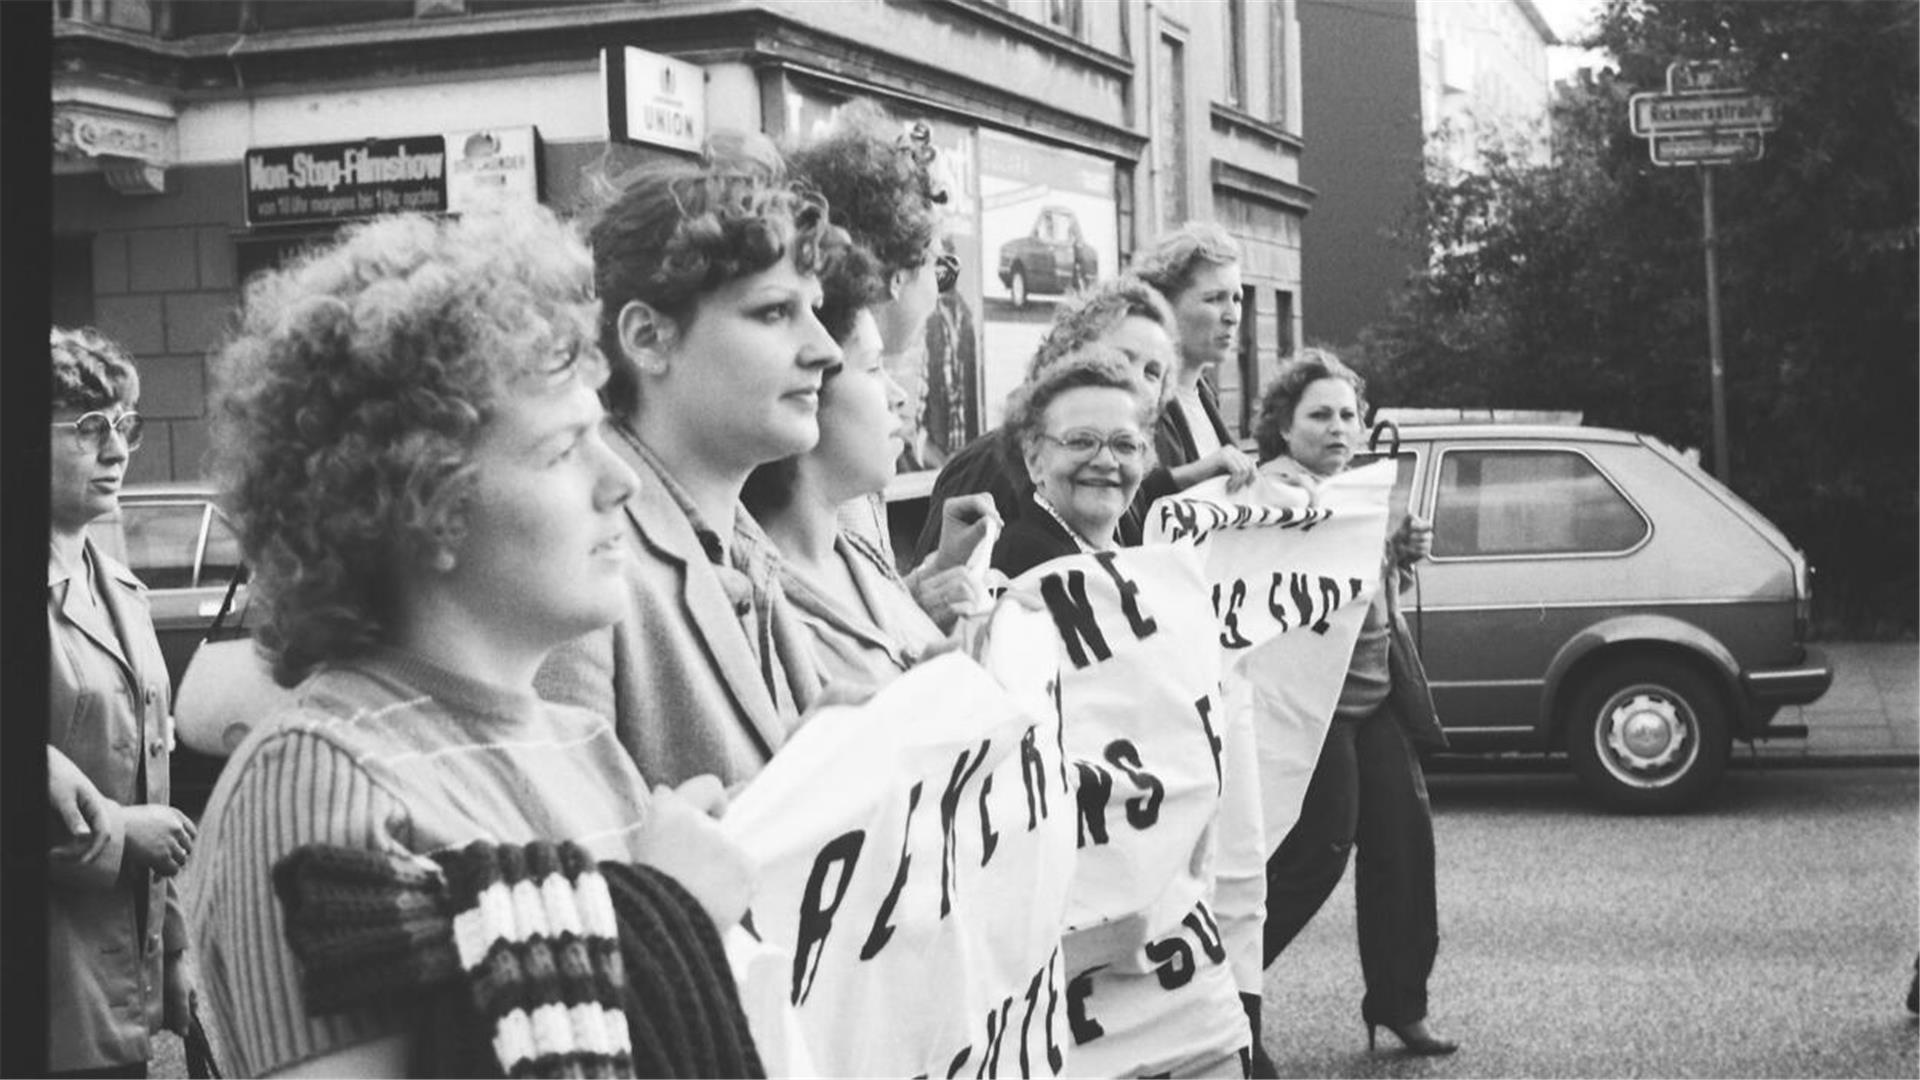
xmin=1010 ymin=266 xmax=1028 ymax=307
xmin=1564 ymin=658 xmax=1730 ymax=813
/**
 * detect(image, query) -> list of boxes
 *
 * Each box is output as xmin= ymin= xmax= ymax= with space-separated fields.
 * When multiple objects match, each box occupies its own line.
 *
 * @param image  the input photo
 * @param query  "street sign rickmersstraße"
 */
xmin=1629 ymin=91 xmax=1778 ymax=137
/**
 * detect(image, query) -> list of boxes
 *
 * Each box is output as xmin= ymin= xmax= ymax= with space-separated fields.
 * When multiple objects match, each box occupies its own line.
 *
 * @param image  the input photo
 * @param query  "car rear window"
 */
xmin=1433 ymin=448 xmax=1648 ymax=558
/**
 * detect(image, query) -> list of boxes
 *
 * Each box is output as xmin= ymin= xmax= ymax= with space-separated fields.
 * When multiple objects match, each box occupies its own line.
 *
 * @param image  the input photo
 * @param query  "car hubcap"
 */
xmin=1598 ymin=689 xmax=1696 ymax=788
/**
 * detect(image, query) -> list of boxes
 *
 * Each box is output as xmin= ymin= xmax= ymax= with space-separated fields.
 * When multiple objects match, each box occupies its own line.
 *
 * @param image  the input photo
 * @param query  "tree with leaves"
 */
xmin=1352 ymin=0 xmax=1917 ymax=635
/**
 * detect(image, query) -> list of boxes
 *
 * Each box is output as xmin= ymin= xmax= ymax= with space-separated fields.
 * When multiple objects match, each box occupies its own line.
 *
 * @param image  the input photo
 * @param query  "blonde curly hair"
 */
xmin=211 ymin=205 xmax=604 ymax=686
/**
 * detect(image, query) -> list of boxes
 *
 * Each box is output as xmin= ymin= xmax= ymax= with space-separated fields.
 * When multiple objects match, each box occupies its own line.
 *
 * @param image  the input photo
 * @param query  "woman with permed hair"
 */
xmin=47 ymin=326 xmax=196 ymax=1077
xmin=535 ymin=137 xmax=845 ymax=789
xmin=184 ymin=205 xmax=753 ymax=1077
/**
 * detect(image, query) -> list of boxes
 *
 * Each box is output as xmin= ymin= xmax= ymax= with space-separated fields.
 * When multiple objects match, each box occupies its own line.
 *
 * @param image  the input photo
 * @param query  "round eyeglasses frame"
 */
xmin=53 ymin=410 xmax=144 ymax=452
xmin=1037 ymin=428 xmax=1149 ymax=462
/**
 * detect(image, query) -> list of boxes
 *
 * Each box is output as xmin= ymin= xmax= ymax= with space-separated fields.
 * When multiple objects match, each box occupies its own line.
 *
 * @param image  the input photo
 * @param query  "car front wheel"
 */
xmin=1564 ymin=658 xmax=1730 ymax=812
xmin=1009 ymin=266 xmax=1028 ymax=307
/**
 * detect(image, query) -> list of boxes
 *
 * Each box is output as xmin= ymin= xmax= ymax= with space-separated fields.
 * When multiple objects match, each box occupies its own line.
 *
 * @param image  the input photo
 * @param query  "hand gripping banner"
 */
xmin=1144 ymin=461 xmax=1397 ymax=859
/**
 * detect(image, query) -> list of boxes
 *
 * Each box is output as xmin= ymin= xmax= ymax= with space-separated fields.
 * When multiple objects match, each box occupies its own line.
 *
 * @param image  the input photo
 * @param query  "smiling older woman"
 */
xmin=989 ymin=347 xmax=1158 ymax=578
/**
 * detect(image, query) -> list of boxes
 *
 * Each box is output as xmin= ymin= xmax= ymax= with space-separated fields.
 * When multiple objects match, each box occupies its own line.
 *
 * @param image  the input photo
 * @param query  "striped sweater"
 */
xmin=181 ymin=648 xmax=658 ymax=1078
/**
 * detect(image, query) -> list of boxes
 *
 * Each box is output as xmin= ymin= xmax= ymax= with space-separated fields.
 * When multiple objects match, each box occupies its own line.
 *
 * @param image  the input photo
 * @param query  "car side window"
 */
xmin=1433 ymin=448 xmax=1647 ymax=558
xmin=118 ymin=503 xmax=208 ymax=589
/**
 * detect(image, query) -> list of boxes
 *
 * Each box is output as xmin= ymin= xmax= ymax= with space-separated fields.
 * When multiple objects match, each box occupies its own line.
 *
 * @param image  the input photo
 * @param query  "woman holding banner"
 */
xmin=1251 ymin=350 xmax=1457 ymax=1056
xmin=185 ymin=205 xmax=759 ymax=1076
xmin=536 ymin=138 xmax=844 ymax=788
xmin=741 ymin=285 xmax=998 ymax=686
xmin=993 ymin=350 xmax=1264 ymax=1078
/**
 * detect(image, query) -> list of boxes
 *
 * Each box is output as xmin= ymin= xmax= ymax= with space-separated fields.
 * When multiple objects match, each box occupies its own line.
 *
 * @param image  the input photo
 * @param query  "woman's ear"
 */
xmin=886 ymin=267 xmax=908 ymax=302
xmin=1023 ymin=439 xmax=1047 ymax=487
xmin=616 ymin=300 xmax=676 ymax=376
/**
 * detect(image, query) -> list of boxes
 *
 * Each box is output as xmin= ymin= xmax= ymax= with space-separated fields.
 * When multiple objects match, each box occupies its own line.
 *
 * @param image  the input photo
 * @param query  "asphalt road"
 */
xmin=1259 ymin=764 xmax=1920 ymax=1079
xmin=151 ymin=765 xmax=1916 ymax=1079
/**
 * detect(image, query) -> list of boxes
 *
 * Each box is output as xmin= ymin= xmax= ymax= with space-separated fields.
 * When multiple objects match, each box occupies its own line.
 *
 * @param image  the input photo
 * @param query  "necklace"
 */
xmin=1032 ymin=492 xmax=1110 ymax=555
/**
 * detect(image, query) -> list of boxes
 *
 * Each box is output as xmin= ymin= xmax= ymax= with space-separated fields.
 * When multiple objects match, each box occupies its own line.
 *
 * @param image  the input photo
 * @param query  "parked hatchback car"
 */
xmin=1354 ymin=423 xmax=1831 ymax=811
xmin=89 ymin=482 xmax=250 ymax=818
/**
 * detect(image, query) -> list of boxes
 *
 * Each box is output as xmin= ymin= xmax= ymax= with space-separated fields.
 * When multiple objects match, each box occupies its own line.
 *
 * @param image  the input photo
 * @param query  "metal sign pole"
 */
xmin=1701 ymin=166 xmax=1730 ymax=484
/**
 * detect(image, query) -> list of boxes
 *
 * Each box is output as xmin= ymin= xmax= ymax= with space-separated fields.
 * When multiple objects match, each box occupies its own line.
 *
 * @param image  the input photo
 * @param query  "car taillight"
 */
xmin=1795 ymin=557 xmax=1814 ymax=646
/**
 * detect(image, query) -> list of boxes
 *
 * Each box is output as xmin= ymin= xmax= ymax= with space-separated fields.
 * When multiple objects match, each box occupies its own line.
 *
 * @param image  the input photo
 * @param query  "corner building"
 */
xmin=52 ymin=0 xmax=1311 ymax=483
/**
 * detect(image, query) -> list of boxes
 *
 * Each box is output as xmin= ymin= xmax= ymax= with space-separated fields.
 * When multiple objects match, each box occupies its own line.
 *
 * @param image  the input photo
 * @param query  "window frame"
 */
xmin=1425 ymin=443 xmax=1652 ymax=563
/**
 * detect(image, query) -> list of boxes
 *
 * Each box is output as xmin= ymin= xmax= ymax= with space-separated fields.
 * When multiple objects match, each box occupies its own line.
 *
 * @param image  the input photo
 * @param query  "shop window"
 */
xmin=234 ymin=231 xmax=340 ymax=288
xmin=52 ymin=235 xmax=93 ymax=330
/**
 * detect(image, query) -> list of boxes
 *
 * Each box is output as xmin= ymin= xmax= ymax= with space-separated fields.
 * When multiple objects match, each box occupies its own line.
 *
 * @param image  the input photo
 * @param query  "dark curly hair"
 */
xmin=786 ymin=99 xmax=940 ymax=340
xmin=1002 ymin=345 xmax=1158 ymax=464
xmin=1253 ymin=347 xmax=1367 ymax=463
xmin=52 ymin=326 xmax=140 ymax=412
xmin=588 ymin=134 xmax=837 ymax=420
xmin=211 ymin=206 xmax=605 ymax=687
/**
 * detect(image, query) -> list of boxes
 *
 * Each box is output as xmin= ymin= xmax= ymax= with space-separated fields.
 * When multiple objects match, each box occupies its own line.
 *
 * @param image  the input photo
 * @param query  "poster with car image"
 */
xmin=978 ymin=130 xmax=1119 ymax=430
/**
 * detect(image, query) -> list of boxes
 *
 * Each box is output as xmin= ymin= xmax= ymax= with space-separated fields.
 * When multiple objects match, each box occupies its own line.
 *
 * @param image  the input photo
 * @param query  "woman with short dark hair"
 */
xmin=536 ymin=139 xmax=845 ymax=788
xmin=1251 ymin=347 xmax=1457 ymax=1057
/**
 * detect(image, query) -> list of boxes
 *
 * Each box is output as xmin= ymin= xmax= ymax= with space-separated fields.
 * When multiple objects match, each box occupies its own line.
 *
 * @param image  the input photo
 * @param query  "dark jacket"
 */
xmin=916 ymin=380 xmax=1232 ymax=563
xmin=989 ymin=497 xmax=1084 ymax=580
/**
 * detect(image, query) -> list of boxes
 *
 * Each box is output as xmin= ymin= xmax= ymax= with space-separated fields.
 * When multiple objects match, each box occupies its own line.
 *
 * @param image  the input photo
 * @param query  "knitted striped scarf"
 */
xmin=272 ymin=839 xmax=764 ymax=1079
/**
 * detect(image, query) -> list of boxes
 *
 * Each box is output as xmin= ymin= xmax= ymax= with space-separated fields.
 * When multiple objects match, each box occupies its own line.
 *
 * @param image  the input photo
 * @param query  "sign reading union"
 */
xmin=245 ymin=136 xmax=448 ymax=226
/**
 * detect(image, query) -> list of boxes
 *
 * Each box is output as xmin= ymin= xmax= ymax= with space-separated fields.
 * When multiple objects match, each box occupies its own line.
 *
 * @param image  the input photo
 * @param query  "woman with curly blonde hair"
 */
xmin=185 ymin=205 xmax=749 ymax=1077
xmin=536 ymin=138 xmax=845 ymax=788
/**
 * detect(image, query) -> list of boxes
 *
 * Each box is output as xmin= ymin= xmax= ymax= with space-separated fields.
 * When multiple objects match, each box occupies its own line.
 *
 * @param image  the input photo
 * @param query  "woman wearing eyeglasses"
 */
xmin=47 ymin=326 xmax=196 ymax=1077
xmin=991 ymin=347 xmax=1157 ymax=578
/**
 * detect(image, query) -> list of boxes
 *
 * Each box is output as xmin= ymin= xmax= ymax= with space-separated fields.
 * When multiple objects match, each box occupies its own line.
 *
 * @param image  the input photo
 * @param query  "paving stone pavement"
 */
xmin=1748 ymin=640 xmax=1919 ymax=763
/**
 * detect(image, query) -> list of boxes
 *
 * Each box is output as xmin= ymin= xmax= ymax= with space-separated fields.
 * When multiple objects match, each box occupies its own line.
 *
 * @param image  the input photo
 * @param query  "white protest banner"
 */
xmin=721 ymin=637 xmax=1077 ymax=1079
xmin=1145 ymin=461 xmax=1396 ymax=855
xmin=995 ymin=544 xmax=1255 ymax=1075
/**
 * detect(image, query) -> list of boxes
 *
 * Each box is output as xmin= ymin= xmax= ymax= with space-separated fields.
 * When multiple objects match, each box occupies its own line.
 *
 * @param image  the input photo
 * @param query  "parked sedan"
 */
xmin=1356 ymin=423 xmax=1831 ymax=811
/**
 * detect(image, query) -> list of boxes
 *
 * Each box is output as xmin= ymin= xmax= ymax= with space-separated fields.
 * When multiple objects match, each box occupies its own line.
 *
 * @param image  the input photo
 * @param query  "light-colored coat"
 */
xmin=536 ymin=428 xmax=821 ymax=788
xmin=47 ymin=539 xmax=183 ymax=1071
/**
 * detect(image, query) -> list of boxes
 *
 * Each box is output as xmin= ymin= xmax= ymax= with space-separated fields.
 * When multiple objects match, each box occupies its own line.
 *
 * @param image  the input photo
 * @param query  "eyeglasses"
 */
xmin=1038 ymin=428 xmax=1149 ymax=462
xmin=52 ymin=410 xmax=144 ymax=452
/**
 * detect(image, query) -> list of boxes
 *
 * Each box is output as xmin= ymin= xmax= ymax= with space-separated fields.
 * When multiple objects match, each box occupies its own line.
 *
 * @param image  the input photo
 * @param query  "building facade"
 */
xmin=51 ymin=0 xmax=1310 ymax=485
xmin=1297 ymin=0 xmax=1552 ymax=349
